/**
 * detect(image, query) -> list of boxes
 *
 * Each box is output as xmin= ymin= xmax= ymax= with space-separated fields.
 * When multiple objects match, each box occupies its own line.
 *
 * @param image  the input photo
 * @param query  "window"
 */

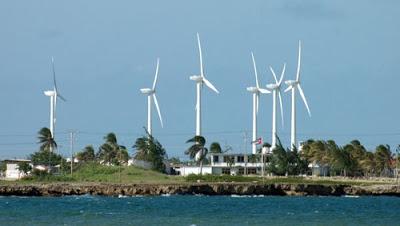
xmin=237 ymin=156 xmax=244 ymax=163
xmin=238 ymin=168 xmax=244 ymax=175
xmin=247 ymin=168 xmax=257 ymax=175
xmin=213 ymin=155 xmax=219 ymax=163
xmin=222 ymin=168 xmax=230 ymax=175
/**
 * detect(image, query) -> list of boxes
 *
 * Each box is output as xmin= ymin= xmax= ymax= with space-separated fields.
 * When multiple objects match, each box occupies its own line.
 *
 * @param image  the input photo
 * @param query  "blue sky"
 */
xmin=0 ymin=0 xmax=399 ymax=159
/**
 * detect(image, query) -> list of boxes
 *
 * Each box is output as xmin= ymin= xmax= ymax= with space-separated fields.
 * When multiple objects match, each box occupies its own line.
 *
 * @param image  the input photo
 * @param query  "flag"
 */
xmin=252 ymin=137 xmax=262 ymax=145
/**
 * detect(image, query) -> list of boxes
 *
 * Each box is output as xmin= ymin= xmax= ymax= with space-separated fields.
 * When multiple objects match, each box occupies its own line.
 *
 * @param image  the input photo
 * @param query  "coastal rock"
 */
xmin=0 ymin=183 xmax=399 ymax=197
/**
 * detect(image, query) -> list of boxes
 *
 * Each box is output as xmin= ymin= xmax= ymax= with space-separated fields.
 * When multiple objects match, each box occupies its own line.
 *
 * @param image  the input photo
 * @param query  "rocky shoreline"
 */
xmin=0 ymin=183 xmax=399 ymax=197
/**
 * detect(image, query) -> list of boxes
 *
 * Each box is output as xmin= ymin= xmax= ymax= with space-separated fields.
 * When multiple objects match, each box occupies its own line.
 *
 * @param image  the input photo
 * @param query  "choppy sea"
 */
xmin=0 ymin=195 xmax=399 ymax=225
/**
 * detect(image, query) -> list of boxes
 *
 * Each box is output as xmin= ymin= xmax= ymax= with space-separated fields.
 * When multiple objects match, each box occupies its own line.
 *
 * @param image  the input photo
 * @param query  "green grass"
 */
xmin=185 ymin=174 xmax=392 ymax=186
xmin=70 ymin=163 xmax=184 ymax=184
xmin=0 ymin=163 xmax=394 ymax=186
xmin=0 ymin=163 xmax=183 ymax=184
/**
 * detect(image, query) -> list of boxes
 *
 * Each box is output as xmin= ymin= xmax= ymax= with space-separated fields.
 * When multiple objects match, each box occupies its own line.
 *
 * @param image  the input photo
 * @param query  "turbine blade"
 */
xmin=296 ymin=40 xmax=301 ymax=82
xmin=52 ymin=57 xmax=58 ymax=91
xmin=258 ymin=88 xmax=271 ymax=94
xmin=52 ymin=57 xmax=66 ymax=102
xmin=298 ymin=84 xmax=311 ymax=117
xmin=57 ymin=94 xmax=67 ymax=102
xmin=203 ymin=78 xmax=219 ymax=94
xmin=278 ymin=91 xmax=284 ymax=127
xmin=153 ymin=94 xmax=164 ymax=128
xmin=279 ymin=63 xmax=286 ymax=86
xmin=269 ymin=66 xmax=278 ymax=84
xmin=284 ymin=86 xmax=292 ymax=93
xmin=152 ymin=58 xmax=160 ymax=90
xmin=251 ymin=52 xmax=259 ymax=88
xmin=197 ymin=33 xmax=204 ymax=77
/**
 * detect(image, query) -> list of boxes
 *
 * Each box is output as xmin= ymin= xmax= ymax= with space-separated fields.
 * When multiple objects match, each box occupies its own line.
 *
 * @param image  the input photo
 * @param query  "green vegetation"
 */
xmin=3 ymin=127 xmax=400 ymax=187
xmin=17 ymin=162 xmax=32 ymax=175
xmin=19 ymin=163 xmax=182 ymax=184
xmin=185 ymin=136 xmax=208 ymax=174
xmin=185 ymin=174 xmax=390 ymax=186
xmin=209 ymin=142 xmax=222 ymax=153
xmin=75 ymin=145 xmax=95 ymax=162
xmin=30 ymin=150 xmax=64 ymax=167
xmin=0 ymin=161 xmax=6 ymax=172
xmin=301 ymin=139 xmax=396 ymax=177
xmin=71 ymin=163 xmax=180 ymax=183
xmin=133 ymin=129 xmax=167 ymax=173
xmin=97 ymin=133 xmax=129 ymax=165
xmin=37 ymin=127 xmax=57 ymax=152
xmin=266 ymin=138 xmax=308 ymax=176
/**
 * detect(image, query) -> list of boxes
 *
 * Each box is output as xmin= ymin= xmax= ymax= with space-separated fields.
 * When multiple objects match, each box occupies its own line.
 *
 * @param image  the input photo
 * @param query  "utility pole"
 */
xmin=70 ymin=131 xmax=75 ymax=177
xmin=243 ymin=131 xmax=248 ymax=175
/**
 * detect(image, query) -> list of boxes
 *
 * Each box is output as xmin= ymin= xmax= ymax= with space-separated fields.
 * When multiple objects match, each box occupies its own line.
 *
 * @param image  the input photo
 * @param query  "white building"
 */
xmin=3 ymin=159 xmax=31 ymax=180
xmin=174 ymin=153 xmax=266 ymax=176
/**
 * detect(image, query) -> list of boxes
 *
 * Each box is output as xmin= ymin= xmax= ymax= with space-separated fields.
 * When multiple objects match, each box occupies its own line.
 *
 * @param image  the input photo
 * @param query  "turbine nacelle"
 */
xmin=266 ymin=83 xmax=280 ymax=90
xmin=285 ymin=80 xmax=298 ymax=87
xmin=44 ymin=90 xmax=56 ymax=97
xmin=246 ymin=86 xmax=259 ymax=93
xmin=190 ymin=75 xmax=203 ymax=82
xmin=140 ymin=88 xmax=155 ymax=95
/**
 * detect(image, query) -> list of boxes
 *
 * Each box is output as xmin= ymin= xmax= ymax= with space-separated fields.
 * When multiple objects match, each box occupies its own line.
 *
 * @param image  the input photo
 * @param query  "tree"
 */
xmin=248 ymin=154 xmax=259 ymax=164
xmin=168 ymin=157 xmax=181 ymax=165
xmin=97 ymin=133 xmax=129 ymax=165
xmin=133 ymin=130 xmax=167 ymax=173
xmin=266 ymin=137 xmax=307 ymax=176
xmin=30 ymin=150 xmax=63 ymax=167
xmin=209 ymin=142 xmax=222 ymax=153
xmin=375 ymin=145 xmax=393 ymax=176
xmin=17 ymin=162 xmax=32 ymax=175
xmin=37 ymin=127 xmax=57 ymax=152
xmin=359 ymin=152 xmax=376 ymax=177
xmin=266 ymin=139 xmax=288 ymax=176
xmin=345 ymin=140 xmax=367 ymax=176
xmin=76 ymin=145 xmax=95 ymax=162
xmin=185 ymin=136 xmax=208 ymax=174
xmin=0 ymin=161 xmax=6 ymax=172
xmin=226 ymin=156 xmax=234 ymax=168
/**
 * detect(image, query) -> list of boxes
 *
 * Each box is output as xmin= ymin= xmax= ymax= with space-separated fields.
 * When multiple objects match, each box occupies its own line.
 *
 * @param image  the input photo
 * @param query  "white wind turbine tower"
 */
xmin=246 ymin=52 xmax=270 ymax=154
xmin=190 ymin=33 xmax=219 ymax=137
xmin=140 ymin=58 xmax=163 ymax=136
xmin=284 ymin=41 xmax=311 ymax=150
xmin=44 ymin=57 xmax=66 ymax=145
xmin=267 ymin=63 xmax=286 ymax=150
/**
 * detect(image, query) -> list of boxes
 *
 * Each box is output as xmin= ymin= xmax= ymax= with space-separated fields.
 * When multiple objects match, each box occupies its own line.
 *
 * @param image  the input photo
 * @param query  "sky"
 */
xmin=0 ymin=0 xmax=399 ymax=159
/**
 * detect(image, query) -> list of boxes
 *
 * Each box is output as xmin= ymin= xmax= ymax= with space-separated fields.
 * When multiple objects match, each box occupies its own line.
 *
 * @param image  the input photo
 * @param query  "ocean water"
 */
xmin=0 ymin=195 xmax=399 ymax=225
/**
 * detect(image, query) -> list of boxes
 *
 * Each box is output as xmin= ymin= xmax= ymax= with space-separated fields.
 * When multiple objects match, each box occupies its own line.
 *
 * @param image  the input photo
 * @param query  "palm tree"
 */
xmin=209 ymin=142 xmax=222 ymax=153
xmin=97 ymin=133 xmax=128 ymax=165
xmin=375 ymin=144 xmax=393 ymax=177
xmin=76 ymin=145 xmax=95 ymax=162
xmin=185 ymin=136 xmax=208 ymax=174
xmin=37 ymin=127 xmax=57 ymax=152
xmin=133 ymin=129 xmax=167 ymax=173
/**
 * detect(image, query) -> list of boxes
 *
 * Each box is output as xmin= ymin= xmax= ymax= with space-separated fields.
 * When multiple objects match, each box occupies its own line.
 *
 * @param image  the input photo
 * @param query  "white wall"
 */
xmin=175 ymin=166 xmax=212 ymax=176
xmin=5 ymin=163 xmax=25 ymax=179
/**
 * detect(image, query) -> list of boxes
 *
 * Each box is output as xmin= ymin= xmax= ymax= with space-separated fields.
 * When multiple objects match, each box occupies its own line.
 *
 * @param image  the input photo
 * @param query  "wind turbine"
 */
xmin=189 ymin=33 xmax=219 ymax=137
xmin=246 ymin=52 xmax=270 ymax=154
xmin=284 ymin=41 xmax=311 ymax=150
xmin=140 ymin=58 xmax=163 ymax=136
xmin=43 ymin=57 xmax=66 ymax=146
xmin=267 ymin=63 xmax=286 ymax=150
